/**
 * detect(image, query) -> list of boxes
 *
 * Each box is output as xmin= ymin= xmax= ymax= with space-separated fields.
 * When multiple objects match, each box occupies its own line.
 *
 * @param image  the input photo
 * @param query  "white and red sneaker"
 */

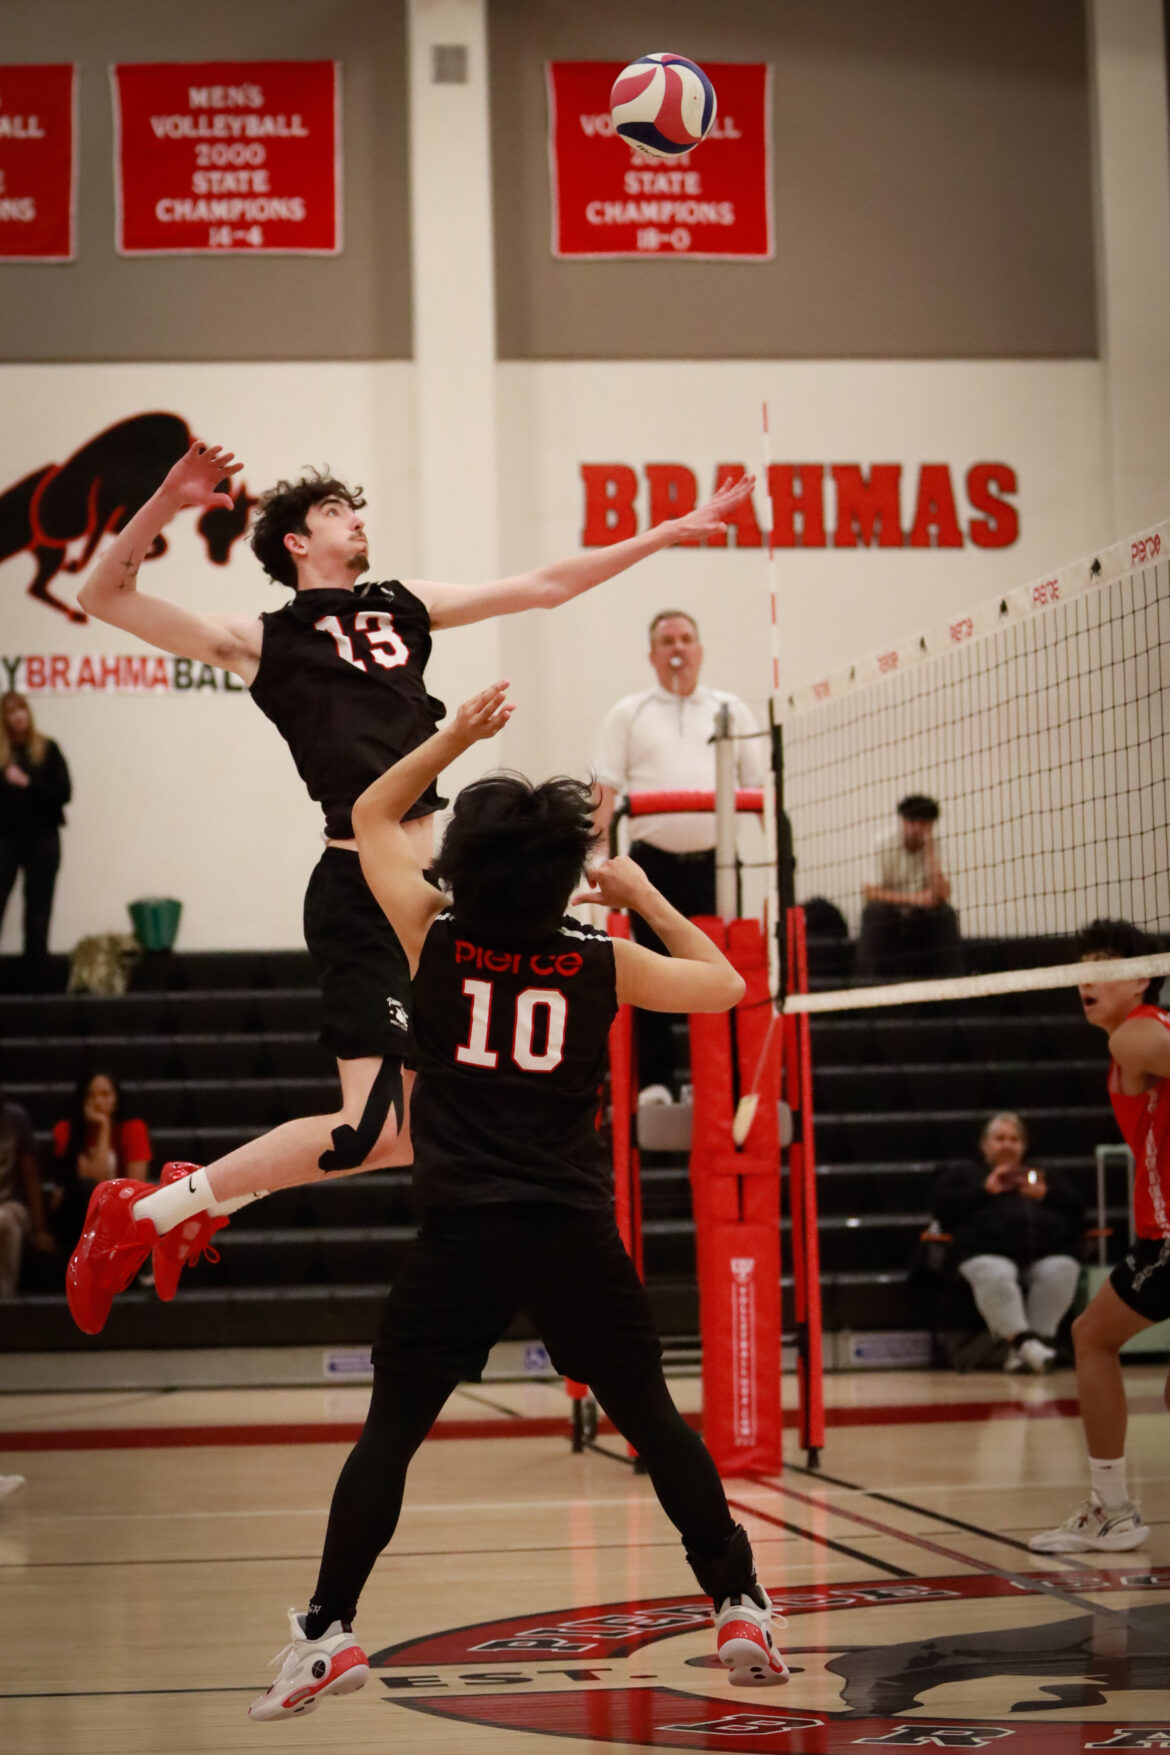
xmin=716 ymin=1590 xmax=790 ymax=1686
xmin=248 ymin=1608 xmax=369 ymax=1722
xmin=151 ymin=1163 xmax=229 ymax=1302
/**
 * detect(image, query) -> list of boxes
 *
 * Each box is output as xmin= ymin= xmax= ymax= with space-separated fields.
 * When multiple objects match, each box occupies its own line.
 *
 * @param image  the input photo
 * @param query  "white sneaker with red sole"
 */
xmin=716 ymin=1590 xmax=789 ymax=1686
xmin=248 ymin=1608 xmax=369 ymax=1721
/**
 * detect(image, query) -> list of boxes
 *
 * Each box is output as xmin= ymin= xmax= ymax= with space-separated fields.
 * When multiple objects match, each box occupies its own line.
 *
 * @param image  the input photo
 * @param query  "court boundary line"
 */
xmin=749 ymin=1475 xmax=1129 ymax=1619
xmin=786 ymin=1461 xmax=1101 ymax=1569
xmin=0 ymin=1392 xmax=1112 ymax=1453
xmin=725 ymin=1496 xmax=916 ymax=1580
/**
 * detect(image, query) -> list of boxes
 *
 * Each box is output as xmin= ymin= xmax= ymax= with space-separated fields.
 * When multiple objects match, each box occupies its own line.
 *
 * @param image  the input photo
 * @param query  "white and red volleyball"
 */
xmin=609 ymin=52 xmax=717 ymax=160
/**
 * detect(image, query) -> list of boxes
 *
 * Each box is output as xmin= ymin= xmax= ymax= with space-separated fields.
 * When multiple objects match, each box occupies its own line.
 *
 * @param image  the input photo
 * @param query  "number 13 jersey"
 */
xmin=410 ymin=913 xmax=618 ymax=1211
xmin=250 ymin=580 xmax=447 ymax=839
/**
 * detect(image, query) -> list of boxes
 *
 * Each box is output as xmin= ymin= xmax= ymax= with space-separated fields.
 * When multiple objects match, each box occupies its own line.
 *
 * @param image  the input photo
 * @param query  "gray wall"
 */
xmin=489 ymin=0 xmax=1097 ymax=359
xmin=0 ymin=0 xmax=410 ymax=361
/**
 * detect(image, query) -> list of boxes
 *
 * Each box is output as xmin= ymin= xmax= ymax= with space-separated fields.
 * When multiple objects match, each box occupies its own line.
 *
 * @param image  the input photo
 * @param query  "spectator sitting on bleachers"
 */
xmin=932 ymin=1111 xmax=1083 ymax=1373
xmin=857 ymin=794 xmax=961 ymax=981
xmin=0 ymin=1088 xmax=55 ymax=1296
xmin=50 ymin=1073 xmax=152 ymax=1255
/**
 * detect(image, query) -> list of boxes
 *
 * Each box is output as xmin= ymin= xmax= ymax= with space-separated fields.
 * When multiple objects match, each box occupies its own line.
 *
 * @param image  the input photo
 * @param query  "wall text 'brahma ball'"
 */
xmin=609 ymin=53 xmax=716 ymax=161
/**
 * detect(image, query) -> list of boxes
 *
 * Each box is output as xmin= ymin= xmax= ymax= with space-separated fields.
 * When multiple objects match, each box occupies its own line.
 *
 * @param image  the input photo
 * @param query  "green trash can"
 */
xmin=128 ymin=897 xmax=182 ymax=953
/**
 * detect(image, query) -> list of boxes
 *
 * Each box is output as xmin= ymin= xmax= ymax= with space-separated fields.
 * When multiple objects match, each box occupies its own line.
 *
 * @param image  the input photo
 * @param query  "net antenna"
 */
xmin=730 ymin=401 xmax=785 ymax=1144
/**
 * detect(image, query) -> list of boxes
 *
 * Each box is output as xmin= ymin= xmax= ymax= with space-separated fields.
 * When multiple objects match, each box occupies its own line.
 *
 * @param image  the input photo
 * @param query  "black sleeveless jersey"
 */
xmin=249 ymin=580 xmax=447 ymax=839
xmin=409 ymin=913 xmax=618 ymax=1210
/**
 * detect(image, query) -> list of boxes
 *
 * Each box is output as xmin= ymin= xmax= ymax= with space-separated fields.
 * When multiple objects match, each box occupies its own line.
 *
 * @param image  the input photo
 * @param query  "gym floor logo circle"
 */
xmin=367 ymin=1570 xmax=1170 ymax=1752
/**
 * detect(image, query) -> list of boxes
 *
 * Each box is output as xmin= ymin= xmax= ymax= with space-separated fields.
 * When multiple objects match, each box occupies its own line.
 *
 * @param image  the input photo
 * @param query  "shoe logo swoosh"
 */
xmin=188 ymin=1177 xmax=198 ymax=1194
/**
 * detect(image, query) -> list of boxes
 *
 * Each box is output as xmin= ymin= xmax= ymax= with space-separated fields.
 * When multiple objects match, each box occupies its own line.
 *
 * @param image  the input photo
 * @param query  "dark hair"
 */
xmin=648 ymin=609 xmax=699 ymax=642
xmin=250 ymin=468 xmax=366 ymax=590
xmin=59 ymin=1071 xmax=123 ymax=1184
xmin=1078 ymin=917 xmax=1161 ymax=1003
xmin=897 ymin=794 xmax=940 ymax=822
xmin=431 ymin=773 xmax=597 ymax=943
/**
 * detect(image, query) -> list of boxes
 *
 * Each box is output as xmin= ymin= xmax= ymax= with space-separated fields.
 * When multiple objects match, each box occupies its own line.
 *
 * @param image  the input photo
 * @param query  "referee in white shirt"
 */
xmin=593 ymin=610 xmax=766 ymax=1097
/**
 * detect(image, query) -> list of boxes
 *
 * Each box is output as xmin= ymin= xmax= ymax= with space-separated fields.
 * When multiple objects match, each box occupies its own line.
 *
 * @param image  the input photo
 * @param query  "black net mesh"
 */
xmin=780 ymin=551 xmax=1170 ymax=993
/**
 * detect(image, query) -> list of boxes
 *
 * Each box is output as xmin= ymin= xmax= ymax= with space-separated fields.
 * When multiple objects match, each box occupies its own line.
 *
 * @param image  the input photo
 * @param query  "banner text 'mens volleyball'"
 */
xmin=111 ymin=61 xmax=341 ymax=256
xmin=0 ymin=64 xmax=77 ymax=261
xmin=547 ymin=61 xmax=772 ymax=261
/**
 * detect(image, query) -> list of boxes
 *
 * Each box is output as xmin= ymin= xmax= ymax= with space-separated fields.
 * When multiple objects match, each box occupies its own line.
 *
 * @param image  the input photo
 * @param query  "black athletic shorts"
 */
xmin=1110 ymin=1236 xmax=1170 ymax=1324
xmin=303 ymin=846 xmax=411 ymax=1062
xmin=372 ymin=1201 xmax=662 ymax=1387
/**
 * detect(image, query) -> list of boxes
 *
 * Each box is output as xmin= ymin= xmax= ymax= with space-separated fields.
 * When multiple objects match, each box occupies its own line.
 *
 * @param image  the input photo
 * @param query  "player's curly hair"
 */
xmin=433 ymin=773 xmax=598 ymax=943
xmin=250 ymin=468 xmax=366 ymax=590
xmin=1078 ymin=917 xmax=1162 ymax=1004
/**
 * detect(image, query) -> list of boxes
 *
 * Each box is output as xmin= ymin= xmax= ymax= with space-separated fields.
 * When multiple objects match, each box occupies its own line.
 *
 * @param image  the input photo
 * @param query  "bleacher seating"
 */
xmin=0 ymin=938 xmax=1127 ymax=1353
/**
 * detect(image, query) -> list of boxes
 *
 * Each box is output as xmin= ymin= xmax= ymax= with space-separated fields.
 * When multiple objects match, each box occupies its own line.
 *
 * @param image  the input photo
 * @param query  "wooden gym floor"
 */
xmin=2 ymin=1360 xmax=1167 ymax=1755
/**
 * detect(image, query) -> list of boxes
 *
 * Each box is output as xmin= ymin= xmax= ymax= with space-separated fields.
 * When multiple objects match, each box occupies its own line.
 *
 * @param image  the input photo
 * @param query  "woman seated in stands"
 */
xmin=50 ymin=1073 xmax=152 ymax=1255
xmin=932 ymin=1111 xmax=1083 ymax=1373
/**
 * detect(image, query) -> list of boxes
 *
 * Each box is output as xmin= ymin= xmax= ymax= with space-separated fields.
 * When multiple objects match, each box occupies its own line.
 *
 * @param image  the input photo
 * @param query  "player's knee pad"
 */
xmin=318 ymin=1057 xmax=405 ymax=1173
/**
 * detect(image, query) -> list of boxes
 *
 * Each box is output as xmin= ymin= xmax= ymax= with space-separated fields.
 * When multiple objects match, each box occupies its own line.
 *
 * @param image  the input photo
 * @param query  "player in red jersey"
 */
xmin=1031 ymin=918 xmax=1170 ymax=1553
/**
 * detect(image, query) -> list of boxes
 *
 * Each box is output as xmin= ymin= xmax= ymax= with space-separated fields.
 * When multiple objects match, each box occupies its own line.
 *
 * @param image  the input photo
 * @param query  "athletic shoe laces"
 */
xmin=108 ymin=1231 xmax=155 ymax=1294
xmin=267 ymin=1637 xmax=306 ymax=1676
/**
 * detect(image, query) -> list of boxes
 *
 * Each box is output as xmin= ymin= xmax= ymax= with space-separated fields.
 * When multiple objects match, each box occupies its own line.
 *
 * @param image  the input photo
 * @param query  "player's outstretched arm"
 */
xmin=77 ymin=441 xmax=262 ymax=679
xmin=575 ymin=856 xmax=745 ymax=1014
xmin=353 ymin=681 xmax=514 ymax=969
xmin=410 ymin=474 xmax=757 ymax=630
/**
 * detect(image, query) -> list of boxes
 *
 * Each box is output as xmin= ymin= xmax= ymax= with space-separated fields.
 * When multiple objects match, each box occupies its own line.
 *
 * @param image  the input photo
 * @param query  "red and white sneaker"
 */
xmin=151 ymin=1163 xmax=229 ymax=1302
xmin=249 ymin=1608 xmax=369 ymax=1721
xmin=66 ymin=1179 xmax=157 ymax=1335
xmin=716 ymin=1590 xmax=790 ymax=1686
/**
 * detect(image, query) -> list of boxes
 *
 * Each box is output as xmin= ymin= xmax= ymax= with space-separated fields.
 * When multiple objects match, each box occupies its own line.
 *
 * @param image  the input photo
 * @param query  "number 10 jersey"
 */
xmin=250 ymin=580 xmax=447 ymax=839
xmin=410 ymin=912 xmax=619 ymax=1211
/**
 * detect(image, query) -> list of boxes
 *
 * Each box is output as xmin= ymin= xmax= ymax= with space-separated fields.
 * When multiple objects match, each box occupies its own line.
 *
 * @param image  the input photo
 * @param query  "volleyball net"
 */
xmin=775 ymin=521 xmax=1170 ymax=1011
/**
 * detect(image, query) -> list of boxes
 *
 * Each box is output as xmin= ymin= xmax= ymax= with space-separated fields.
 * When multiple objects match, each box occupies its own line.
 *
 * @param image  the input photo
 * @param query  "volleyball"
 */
xmin=609 ymin=52 xmax=717 ymax=160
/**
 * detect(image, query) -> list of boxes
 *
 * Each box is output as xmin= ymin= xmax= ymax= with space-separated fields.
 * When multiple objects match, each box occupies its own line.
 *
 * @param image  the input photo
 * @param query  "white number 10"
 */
xmin=455 ymin=979 xmax=567 ymax=1074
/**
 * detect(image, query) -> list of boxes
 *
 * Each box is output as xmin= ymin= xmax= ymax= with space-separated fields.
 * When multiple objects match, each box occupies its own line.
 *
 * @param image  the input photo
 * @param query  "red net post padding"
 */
xmin=605 ymin=909 xmax=642 ymax=1271
xmin=626 ymin=788 xmax=764 ymax=817
xmin=688 ymin=916 xmax=783 ymax=1476
xmin=785 ymin=906 xmax=825 ymax=1458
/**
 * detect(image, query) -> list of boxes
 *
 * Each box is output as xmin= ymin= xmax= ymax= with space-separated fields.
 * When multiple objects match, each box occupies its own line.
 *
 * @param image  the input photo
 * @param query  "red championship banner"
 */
xmin=0 ymin=64 xmax=77 ymax=261
xmin=111 ymin=61 xmax=341 ymax=256
xmin=547 ymin=61 xmax=771 ymax=260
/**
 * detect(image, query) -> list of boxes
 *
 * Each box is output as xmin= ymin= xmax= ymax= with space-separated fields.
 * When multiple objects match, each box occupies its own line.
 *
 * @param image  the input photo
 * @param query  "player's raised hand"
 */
xmin=453 ymin=681 xmax=514 ymax=744
xmin=573 ymin=854 xmax=658 ymax=910
xmin=160 ymin=441 xmax=244 ymax=513
xmin=671 ymin=472 xmax=756 ymax=543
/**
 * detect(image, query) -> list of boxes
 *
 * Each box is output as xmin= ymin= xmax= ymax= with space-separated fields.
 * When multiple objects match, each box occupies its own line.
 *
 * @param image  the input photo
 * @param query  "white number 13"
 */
xmin=315 ymin=611 xmax=410 ymax=673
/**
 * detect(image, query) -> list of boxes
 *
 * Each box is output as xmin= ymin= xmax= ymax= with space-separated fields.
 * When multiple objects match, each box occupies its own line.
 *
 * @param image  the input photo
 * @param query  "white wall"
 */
xmin=495 ymin=359 xmax=1109 ymax=787
xmin=0 ymin=362 xmax=417 ymax=951
xmin=0 ymin=355 xmax=1116 ymax=952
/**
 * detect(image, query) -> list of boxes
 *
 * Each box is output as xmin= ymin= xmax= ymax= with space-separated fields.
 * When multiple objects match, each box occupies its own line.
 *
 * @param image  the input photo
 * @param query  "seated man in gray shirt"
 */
xmin=857 ymin=794 xmax=961 ymax=981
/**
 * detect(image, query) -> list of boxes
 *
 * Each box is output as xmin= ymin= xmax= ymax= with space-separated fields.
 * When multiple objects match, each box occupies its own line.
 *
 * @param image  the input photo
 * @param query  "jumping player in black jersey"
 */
xmin=247 ymin=680 xmax=788 ymax=1720
xmin=66 ymin=441 xmax=755 ymax=1333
